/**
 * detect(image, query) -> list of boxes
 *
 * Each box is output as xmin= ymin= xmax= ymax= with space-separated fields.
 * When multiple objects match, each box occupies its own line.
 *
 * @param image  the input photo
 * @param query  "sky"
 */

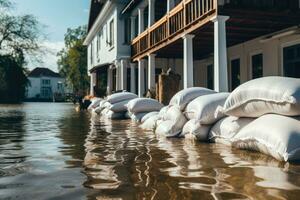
xmin=12 ymin=0 xmax=90 ymax=72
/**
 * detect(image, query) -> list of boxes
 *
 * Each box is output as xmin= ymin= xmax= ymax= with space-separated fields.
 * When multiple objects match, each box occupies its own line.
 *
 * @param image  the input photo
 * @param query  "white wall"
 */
xmin=26 ymin=76 xmax=66 ymax=99
xmin=87 ymin=2 xmax=131 ymax=72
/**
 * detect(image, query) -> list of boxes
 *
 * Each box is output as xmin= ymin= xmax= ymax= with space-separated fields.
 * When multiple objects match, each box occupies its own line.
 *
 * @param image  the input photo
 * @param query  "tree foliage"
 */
xmin=57 ymin=25 xmax=89 ymax=94
xmin=0 ymin=0 xmax=42 ymax=103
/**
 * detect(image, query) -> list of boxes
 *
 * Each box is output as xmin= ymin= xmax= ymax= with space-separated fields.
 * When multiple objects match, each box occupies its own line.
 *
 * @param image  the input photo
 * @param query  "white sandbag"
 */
xmin=180 ymin=119 xmax=211 ymax=141
xmin=185 ymin=93 xmax=229 ymax=124
xmin=104 ymin=110 xmax=125 ymax=120
xmin=231 ymin=114 xmax=300 ymax=162
xmin=107 ymin=99 xmax=131 ymax=113
xmin=208 ymin=116 xmax=254 ymax=144
xmin=155 ymin=106 xmax=187 ymax=137
xmin=107 ymin=92 xmax=138 ymax=104
xmin=94 ymin=106 xmax=104 ymax=115
xmin=217 ymin=76 xmax=300 ymax=117
xmin=129 ymin=112 xmax=149 ymax=122
xmin=140 ymin=115 xmax=160 ymax=130
xmin=126 ymin=98 xmax=163 ymax=114
xmin=169 ymin=87 xmax=216 ymax=111
xmin=141 ymin=111 xmax=159 ymax=123
xmin=88 ymin=98 xmax=102 ymax=110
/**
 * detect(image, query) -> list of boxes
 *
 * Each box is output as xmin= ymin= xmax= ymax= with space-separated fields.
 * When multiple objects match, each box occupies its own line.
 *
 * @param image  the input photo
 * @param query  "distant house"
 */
xmin=26 ymin=67 xmax=66 ymax=101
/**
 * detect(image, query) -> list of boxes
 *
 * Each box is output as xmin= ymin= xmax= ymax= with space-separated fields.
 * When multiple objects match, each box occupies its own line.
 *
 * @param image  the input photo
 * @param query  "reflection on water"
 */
xmin=1 ymin=103 xmax=300 ymax=199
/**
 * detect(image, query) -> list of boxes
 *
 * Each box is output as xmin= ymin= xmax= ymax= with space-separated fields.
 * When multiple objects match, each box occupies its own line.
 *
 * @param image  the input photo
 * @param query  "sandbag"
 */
xmin=126 ymin=98 xmax=163 ymax=114
xmin=155 ymin=106 xmax=187 ymax=137
xmin=169 ymin=87 xmax=216 ymax=111
xmin=140 ymin=115 xmax=160 ymax=130
xmin=185 ymin=93 xmax=229 ymax=124
xmin=180 ymin=119 xmax=211 ymax=141
xmin=231 ymin=114 xmax=300 ymax=162
xmin=88 ymin=98 xmax=102 ymax=110
xmin=107 ymin=92 xmax=138 ymax=104
xmin=127 ymin=112 xmax=149 ymax=122
xmin=217 ymin=76 xmax=300 ymax=117
xmin=208 ymin=116 xmax=254 ymax=144
xmin=104 ymin=110 xmax=125 ymax=120
xmin=141 ymin=111 xmax=159 ymax=123
xmin=107 ymin=99 xmax=131 ymax=113
xmin=94 ymin=106 xmax=104 ymax=115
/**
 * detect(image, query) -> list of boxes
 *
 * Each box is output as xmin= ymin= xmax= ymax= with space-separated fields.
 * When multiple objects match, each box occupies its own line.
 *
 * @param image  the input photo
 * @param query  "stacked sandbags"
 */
xmin=101 ymin=92 xmax=138 ymax=119
xmin=212 ymin=76 xmax=300 ymax=161
xmin=88 ymin=97 xmax=102 ymax=111
xmin=154 ymin=87 xmax=216 ymax=137
xmin=126 ymin=98 xmax=163 ymax=122
xmin=181 ymin=93 xmax=229 ymax=141
xmin=140 ymin=106 xmax=169 ymax=130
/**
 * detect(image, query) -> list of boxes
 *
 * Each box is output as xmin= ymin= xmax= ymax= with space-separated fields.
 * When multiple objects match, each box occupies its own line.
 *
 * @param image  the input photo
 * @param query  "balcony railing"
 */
xmin=132 ymin=0 xmax=218 ymax=60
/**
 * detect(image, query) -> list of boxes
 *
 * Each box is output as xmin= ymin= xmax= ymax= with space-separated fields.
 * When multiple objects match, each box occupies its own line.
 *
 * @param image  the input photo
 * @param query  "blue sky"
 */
xmin=12 ymin=0 xmax=90 ymax=71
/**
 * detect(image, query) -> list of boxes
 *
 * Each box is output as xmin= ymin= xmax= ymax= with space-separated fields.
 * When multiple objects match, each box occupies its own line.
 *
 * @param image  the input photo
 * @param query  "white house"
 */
xmin=26 ymin=67 xmax=66 ymax=101
xmin=85 ymin=0 xmax=300 ymax=98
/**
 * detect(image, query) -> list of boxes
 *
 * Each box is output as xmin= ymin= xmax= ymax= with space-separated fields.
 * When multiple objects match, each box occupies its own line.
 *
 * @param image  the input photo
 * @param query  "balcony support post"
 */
xmin=130 ymin=63 xmax=136 ymax=94
xmin=90 ymin=72 xmax=96 ymax=96
xmin=138 ymin=59 xmax=146 ymax=97
xmin=138 ymin=8 xmax=145 ymax=34
xmin=182 ymin=34 xmax=195 ymax=89
xmin=148 ymin=0 xmax=155 ymax=27
xmin=120 ymin=59 xmax=128 ymax=91
xmin=167 ymin=0 xmax=175 ymax=12
xmin=107 ymin=66 xmax=113 ymax=95
xmin=148 ymin=54 xmax=156 ymax=91
xmin=130 ymin=16 xmax=136 ymax=40
xmin=212 ymin=15 xmax=229 ymax=92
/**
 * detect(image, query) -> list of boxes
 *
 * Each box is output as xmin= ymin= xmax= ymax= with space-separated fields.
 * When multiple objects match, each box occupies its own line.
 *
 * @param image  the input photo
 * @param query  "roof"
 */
xmin=87 ymin=0 xmax=106 ymax=32
xmin=121 ymin=0 xmax=142 ymax=15
xmin=28 ymin=68 xmax=62 ymax=78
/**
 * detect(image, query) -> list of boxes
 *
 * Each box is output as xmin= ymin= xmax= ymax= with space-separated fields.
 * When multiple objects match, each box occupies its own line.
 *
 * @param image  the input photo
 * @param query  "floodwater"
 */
xmin=1 ymin=103 xmax=300 ymax=200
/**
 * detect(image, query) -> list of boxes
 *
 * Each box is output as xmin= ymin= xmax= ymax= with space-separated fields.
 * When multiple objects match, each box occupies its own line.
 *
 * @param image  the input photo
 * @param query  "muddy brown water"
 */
xmin=1 ymin=103 xmax=300 ymax=200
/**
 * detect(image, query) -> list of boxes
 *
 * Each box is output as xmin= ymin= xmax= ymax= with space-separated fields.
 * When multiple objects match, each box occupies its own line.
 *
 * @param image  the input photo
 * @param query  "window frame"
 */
xmin=249 ymin=50 xmax=263 ymax=79
xmin=281 ymin=39 xmax=300 ymax=77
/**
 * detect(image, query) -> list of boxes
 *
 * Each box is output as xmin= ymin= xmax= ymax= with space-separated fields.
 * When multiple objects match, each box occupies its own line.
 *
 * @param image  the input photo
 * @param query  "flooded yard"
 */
xmin=1 ymin=103 xmax=300 ymax=200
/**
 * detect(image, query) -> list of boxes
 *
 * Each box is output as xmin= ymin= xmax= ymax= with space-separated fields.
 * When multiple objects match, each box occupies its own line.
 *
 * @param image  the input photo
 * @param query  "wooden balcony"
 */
xmin=131 ymin=0 xmax=218 ymax=61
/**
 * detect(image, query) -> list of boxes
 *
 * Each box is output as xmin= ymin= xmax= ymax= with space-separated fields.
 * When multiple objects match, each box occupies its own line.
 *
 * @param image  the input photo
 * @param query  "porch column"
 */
xmin=120 ymin=59 xmax=128 ymax=91
xmin=148 ymin=0 xmax=155 ymax=27
xmin=130 ymin=63 xmax=136 ymax=93
xmin=167 ymin=0 xmax=175 ymax=12
xmin=138 ymin=59 xmax=145 ymax=97
xmin=212 ymin=15 xmax=229 ymax=92
xmin=138 ymin=8 xmax=145 ymax=34
xmin=130 ymin=16 xmax=136 ymax=40
xmin=115 ymin=62 xmax=121 ymax=91
xmin=182 ymin=34 xmax=195 ymax=89
xmin=107 ymin=67 xmax=113 ymax=95
xmin=148 ymin=54 xmax=156 ymax=90
xmin=90 ymin=72 xmax=96 ymax=96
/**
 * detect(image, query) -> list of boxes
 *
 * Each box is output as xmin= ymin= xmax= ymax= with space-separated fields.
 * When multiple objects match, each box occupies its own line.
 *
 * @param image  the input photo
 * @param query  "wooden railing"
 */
xmin=132 ymin=0 xmax=217 ymax=59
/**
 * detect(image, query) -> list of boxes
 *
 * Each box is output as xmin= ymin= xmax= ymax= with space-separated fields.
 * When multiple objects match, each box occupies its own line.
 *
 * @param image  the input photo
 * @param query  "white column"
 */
xmin=115 ymin=62 xmax=121 ymax=91
xmin=130 ymin=16 xmax=136 ymax=40
xmin=148 ymin=0 xmax=155 ymax=27
xmin=90 ymin=72 xmax=96 ymax=96
xmin=182 ymin=34 xmax=195 ymax=89
xmin=167 ymin=0 xmax=175 ymax=12
xmin=212 ymin=15 xmax=229 ymax=92
xmin=107 ymin=67 xmax=113 ymax=95
xmin=138 ymin=8 xmax=145 ymax=34
xmin=138 ymin=59 xmax=145 ymax=97
xmin=120 ymin=59 xmax=128 ymax=91
xmin=148 ymin=54 xmax=156 ymax=90
xmin=130 ymin=63 xmax=136 ymax=93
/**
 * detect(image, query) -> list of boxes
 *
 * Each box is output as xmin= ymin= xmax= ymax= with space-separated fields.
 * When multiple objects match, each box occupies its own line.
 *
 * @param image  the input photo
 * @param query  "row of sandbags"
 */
xmin=141 ymin=76 xmax=300 ymax=162
xmin=89 ymin=92 xmax=164 ymax=121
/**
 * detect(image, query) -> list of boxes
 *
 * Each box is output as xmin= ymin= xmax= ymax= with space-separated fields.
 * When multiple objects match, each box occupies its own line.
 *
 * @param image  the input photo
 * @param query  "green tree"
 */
xmin=57 ymin=25 xmax=89 ymax=95
xmin=0 ymin=0 xmax=42 ymax=103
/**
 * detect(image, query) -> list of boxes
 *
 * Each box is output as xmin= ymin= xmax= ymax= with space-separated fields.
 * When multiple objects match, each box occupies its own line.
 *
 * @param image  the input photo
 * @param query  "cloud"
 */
xmin=26 ymin=41 xmax=65 ymax=73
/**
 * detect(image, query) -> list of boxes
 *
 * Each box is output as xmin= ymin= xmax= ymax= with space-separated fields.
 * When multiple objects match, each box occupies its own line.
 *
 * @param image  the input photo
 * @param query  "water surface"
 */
xmin=1 ymin=103 xmax=300 ymax=200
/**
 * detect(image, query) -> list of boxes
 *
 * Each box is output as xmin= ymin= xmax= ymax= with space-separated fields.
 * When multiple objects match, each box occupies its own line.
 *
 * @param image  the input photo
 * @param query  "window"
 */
xmin=207 ymin=64 xmax=214 ymax=90
xmin=108 ymin=20 xmax=114 ymax=47
xmin=41 ymin=87 xmax=51 ymax=98
xmin=124 ymin=18 xmax=131 ymax=44
xmin=42 ymin=79 xmax=51 ymax=85
xmin=283 ymin=43 xmax=300 ymax=78
xmin=231 ymin=58 xmax=240 ymax=91
xmin=252 ymin=53 xmax=263 ymax=79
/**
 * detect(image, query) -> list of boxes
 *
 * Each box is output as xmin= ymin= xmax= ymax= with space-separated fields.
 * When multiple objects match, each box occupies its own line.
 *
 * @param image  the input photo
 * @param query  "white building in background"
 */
xmin=26 ymin=67 xmax=66 ymax=101
xmin=85 ymin=0 xmax=300 ymax=98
